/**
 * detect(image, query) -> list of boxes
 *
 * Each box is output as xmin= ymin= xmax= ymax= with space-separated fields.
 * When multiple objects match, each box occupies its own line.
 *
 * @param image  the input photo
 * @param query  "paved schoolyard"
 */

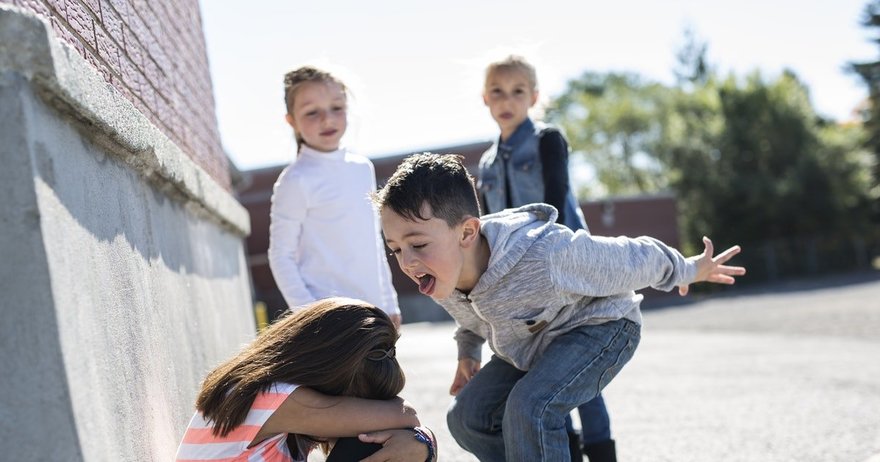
xmin=392 ymin=272 xmax=880 ymax=462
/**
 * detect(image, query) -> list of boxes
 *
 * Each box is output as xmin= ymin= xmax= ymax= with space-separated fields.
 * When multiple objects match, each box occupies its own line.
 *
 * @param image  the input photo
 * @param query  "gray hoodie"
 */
xmin=438 ymin=203 xmax=698 ymax=371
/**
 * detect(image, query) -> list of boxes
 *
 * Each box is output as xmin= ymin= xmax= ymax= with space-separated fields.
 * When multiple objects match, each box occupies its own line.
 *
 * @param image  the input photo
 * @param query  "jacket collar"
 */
xmin=499 ymin=118 xmax=535 ymax=151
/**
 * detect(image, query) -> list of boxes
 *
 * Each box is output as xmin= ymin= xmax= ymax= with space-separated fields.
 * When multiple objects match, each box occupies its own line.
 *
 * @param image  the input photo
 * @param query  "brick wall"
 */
xmin=4 ymin=0 xmax=231 ymax=189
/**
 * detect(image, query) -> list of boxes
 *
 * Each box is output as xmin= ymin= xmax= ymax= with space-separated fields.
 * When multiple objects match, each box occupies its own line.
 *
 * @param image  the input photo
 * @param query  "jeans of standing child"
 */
xmin=578 ymin=393 xmax=611 ymax=444
xmin=447 ymin=319 xmax=640 ymax=462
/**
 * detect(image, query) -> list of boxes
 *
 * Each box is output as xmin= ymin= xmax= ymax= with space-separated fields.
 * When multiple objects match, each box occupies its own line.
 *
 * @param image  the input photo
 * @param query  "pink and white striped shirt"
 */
xmin=176 ymin=382 xmax=302 ymax=462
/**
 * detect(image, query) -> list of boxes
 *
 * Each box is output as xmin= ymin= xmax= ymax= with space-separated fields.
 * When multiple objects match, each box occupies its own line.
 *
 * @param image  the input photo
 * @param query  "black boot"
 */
xmin=583 ymin=439 xmax=616 ymax=462
xmin=568 ymin=431 xmax=583 ymax=461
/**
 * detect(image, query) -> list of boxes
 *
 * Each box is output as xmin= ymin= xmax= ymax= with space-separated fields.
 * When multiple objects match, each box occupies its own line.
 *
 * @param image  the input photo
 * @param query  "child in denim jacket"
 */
xmin=478 ymin=55 xmax=609 ymax=460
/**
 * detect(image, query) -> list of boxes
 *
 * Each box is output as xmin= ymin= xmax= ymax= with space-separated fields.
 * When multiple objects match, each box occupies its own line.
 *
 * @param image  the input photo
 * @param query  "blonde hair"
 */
xmin=484 ymin=55 xmax=538 ymax=91
xmin=282 ymin=66 xmax=348 ymax=149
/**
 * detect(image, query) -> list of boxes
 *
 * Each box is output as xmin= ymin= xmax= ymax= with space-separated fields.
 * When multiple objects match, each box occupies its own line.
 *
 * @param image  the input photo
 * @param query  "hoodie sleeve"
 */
xmin=454 ymin=326 xmax=485 ymax=362
xmin=547 ymin=231 xmax=698 ymax=297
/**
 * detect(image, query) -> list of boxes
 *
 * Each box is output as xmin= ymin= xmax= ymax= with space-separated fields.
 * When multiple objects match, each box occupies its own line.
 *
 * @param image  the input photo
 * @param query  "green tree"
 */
xmin=712 ymin=72 xmax=863 ymax=240
xmin=673 ymin=26 xmax=713 ymax=87
xmin=550 ymin=50 xmax=876 ymax=277
xmin=651 ymin=76 xmax=725 ymax=253
xmin=548 ymin=72 xmax=671 ymax=197
xmin=848 ymin=0 xmax=880 ymax=221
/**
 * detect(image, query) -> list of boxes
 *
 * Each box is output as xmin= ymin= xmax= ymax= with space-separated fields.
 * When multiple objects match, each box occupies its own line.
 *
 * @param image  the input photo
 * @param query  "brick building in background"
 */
xmin=238 ymin=142 xmax=681 ymax=323
xmin=2 ymin=0 xmax=231 ymax=188
xmin=1 ymin=2 xmax=253 ymax=460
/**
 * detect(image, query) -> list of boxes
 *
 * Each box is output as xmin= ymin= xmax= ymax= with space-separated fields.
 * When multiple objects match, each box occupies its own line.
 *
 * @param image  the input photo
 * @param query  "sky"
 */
xmin=199 ymin=0 xmax=877 ymax=171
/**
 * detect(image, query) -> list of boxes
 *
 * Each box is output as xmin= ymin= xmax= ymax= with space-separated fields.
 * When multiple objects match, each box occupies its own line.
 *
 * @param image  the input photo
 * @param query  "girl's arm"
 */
xmin=256 ymin=387 xmax=420 ymax=442
xmin=368 ymin=162 xmax=402 ymax=324
xmin=358 ymin=427 xmax=437 ymax=462
xmin=268 ymin=171 xmax=316 ymax=307
xmin=538 ymin=129 xmax=573 ymax=226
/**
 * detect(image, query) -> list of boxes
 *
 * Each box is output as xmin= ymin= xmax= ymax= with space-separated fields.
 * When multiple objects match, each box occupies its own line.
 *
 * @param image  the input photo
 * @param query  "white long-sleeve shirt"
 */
xmin=268 ymin=145 xmax=400 ymax=316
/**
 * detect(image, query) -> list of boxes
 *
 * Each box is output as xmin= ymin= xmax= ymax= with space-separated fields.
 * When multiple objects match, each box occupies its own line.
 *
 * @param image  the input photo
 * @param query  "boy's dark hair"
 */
xmin=374 ymin=153 xmax=481 ymax=227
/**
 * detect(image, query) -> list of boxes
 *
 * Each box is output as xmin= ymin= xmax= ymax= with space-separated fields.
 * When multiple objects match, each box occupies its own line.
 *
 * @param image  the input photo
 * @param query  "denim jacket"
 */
xmin=477 ymin=118 xmax=587 ymax=231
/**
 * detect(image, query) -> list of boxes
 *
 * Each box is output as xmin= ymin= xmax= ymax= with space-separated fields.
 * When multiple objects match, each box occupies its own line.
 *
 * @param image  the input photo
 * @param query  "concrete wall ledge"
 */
xmin=0 ymin=5 xmax=249 ymax=237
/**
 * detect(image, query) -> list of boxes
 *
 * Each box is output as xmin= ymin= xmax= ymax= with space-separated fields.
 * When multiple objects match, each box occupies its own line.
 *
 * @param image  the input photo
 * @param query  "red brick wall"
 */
xmin=4 ymin=0 xmax=231 ymax=189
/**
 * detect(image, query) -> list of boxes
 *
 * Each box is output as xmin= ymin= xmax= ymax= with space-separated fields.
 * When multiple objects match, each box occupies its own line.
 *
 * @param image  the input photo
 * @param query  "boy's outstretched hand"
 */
xmin=678 ymin=236 xmax=746 ymax=296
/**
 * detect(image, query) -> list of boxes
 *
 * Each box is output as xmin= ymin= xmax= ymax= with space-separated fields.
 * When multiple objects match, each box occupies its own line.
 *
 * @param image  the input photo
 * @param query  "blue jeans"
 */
xmin=565 ymin=393 xmax=611 ymax=445
xmin=447 ymin=319 xmax=640 ymax=461
xmin=577 ymin=394 xmax=611 ymax=444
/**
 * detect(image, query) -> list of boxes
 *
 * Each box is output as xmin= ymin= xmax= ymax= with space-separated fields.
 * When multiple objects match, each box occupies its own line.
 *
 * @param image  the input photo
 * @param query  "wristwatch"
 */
xmin=413 ymin=427 xmax=436 ymax=462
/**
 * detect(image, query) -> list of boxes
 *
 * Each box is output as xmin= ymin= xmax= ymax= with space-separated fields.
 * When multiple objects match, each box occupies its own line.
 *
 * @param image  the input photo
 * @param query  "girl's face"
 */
xmin=286 ymin=80 xmax=347 ymax=152
xmin=483 ymin=68 xmax=538 ymax=140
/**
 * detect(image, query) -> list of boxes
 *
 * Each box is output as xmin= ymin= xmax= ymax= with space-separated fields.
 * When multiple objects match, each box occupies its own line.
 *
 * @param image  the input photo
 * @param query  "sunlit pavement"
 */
xmin=392 ymin=272 xmax=880 ymax=462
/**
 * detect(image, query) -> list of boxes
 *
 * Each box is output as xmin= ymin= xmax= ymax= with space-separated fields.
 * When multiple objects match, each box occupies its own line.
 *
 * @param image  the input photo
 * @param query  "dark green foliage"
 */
xmin=848 ymin=0 xmax=880 ymax=222
xmin=548 ymin=29 xmax=878 ymax=282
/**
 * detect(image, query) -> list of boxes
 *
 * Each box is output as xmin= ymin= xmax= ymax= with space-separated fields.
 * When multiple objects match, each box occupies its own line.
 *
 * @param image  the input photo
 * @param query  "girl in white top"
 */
xmin=269 ymin=66 xmax=401 ymax=326
xmin=175 ymin=298 xmax=436 ymax=462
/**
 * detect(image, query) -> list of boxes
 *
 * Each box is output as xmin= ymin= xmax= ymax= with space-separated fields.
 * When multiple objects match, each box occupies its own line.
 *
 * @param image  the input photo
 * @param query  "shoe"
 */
xmin=583 ymin=439 xmax=616 ymax=462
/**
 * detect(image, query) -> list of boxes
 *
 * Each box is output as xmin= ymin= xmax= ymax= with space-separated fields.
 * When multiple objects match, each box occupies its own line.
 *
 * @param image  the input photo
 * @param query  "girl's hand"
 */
xmin=678 ymin=236 xmax=746 ymax=296
xmin=358 ymin=429 xmax=428 ymax=462
xmin=449 ymin=358 xmax=481 ymax=396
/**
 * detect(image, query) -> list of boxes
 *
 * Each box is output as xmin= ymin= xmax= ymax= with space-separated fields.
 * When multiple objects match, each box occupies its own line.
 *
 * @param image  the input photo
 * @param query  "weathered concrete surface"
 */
xmin=390 ymin=272 xmax=880 ymax=462
xmin=0 ymin=6 xmax=255 ymax=461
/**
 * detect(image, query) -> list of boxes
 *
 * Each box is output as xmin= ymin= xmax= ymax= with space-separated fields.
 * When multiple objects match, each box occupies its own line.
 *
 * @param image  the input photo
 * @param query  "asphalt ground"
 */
xmin=389 ymin=272 xmax=880 ymax=462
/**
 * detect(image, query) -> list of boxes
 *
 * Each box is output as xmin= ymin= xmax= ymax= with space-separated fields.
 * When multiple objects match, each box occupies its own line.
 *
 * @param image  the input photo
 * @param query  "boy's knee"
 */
xmin=447 ymin=396 xmax=490 ymax=437
xmin=504 ymin=387 xmax=566 ymax=432
xmin=446 ymin=398 xmax=471 ymax=434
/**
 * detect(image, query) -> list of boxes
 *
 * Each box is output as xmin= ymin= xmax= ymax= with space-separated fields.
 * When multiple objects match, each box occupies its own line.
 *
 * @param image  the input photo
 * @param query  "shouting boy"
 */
xmin=374 ymin=153 xmax=745 ymax=461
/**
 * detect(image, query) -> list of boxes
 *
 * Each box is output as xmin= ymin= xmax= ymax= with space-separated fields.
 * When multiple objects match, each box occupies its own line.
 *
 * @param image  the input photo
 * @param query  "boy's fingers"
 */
xmin=708 ymin=264 xmax=746 ymax=284
xmin=713 ymin=245 xmax=742 ymax=263
xmin=449 ymin=378 xmax=464 ymax=395
xmin=712 ymin=264 xmax=746 ymax=277
xmin=708 ymin=274 xmax=736 ymax=284
xmin=718 ymin=264 xmax=747 ymax=275
xmin=702 ymin=236 xmax=714 ymax=257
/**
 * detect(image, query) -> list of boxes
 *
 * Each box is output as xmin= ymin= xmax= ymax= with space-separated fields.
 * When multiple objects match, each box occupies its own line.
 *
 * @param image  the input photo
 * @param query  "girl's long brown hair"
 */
xmin=195 ymin=298 xmax=404 ymax=438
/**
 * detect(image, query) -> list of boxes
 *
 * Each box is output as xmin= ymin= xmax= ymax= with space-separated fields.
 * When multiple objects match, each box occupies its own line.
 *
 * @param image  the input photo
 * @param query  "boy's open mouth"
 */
xmin=415 ymin=273 xmax=436 ymax=296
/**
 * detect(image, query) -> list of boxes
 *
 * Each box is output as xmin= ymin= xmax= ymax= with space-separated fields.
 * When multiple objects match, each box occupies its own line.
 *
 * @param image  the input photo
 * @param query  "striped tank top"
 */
xmin=176 ymin=382 xmax=302 ymax=462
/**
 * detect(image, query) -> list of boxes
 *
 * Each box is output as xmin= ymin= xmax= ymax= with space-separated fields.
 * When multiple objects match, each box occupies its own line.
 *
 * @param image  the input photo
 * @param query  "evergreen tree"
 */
xmin=848 ymin=0 xmax=880 ymax=222
xmin=550 ymin=30 xmax=877 ymax=277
